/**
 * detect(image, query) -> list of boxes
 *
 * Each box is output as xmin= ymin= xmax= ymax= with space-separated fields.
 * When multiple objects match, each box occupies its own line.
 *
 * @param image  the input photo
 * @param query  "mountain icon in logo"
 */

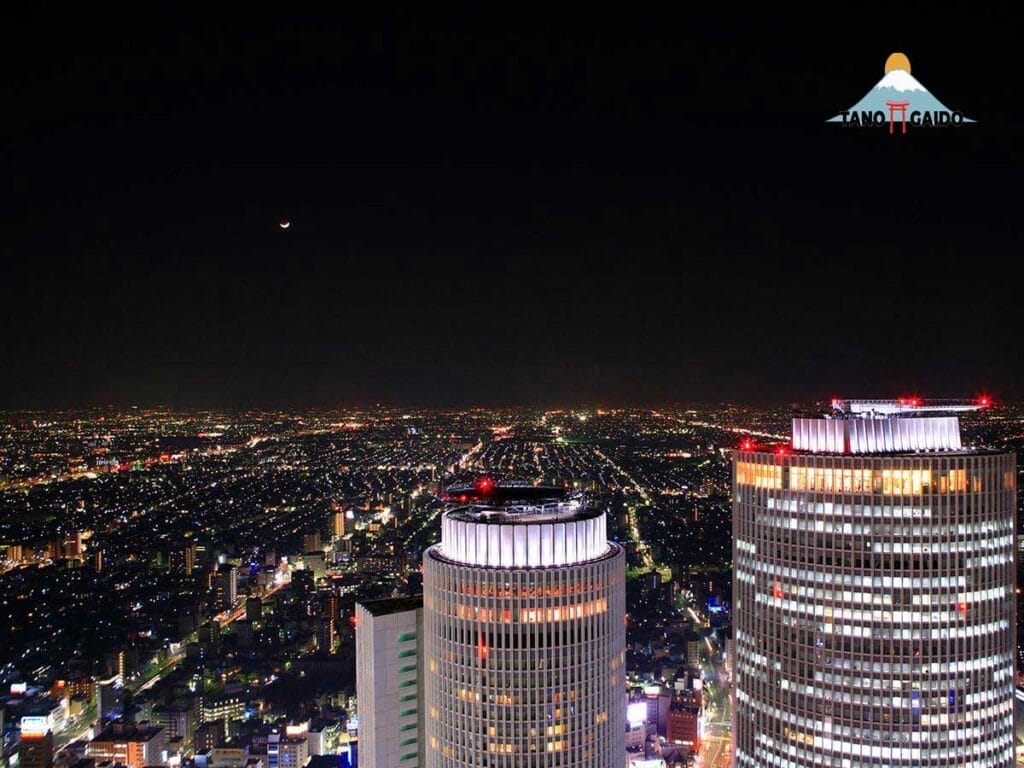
xmin=828 ymin=53 xmax=974 ymax=127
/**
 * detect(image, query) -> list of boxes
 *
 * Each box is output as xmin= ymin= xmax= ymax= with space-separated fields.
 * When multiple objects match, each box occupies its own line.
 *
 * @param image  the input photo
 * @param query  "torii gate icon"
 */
xmin=885 ymin=100 xmax=910 ymax=134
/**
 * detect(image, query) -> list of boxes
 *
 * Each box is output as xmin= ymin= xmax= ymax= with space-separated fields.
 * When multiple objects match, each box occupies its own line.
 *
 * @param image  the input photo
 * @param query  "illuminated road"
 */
xmin=55 ymin=649 xmax=184 ymax=753
xmin=55 ymin=582 xmax=285 ymax=757
xmin=591 ymin=447 xmax=654 ymax=569
xmin=403 ymin=497 xmax=444 ymax=547
xmin=215 ymin=580 xmax=286 ymax=627
xmin=700 ymin=735 xmax=731 ymax=768
xmin=0 ymin=443 xmax=242 ymax=493
xmin=699 ymin=628 xmax=732 ymax=768
xmin=58 ymin=643 xmax=188 ymax=751
xmin=459 ymin=440 xmax=484 ymax=471
xmin=401 ymin=440 xmax=483 ymax=547
xmin=54 ymin=703 xmax=95 ymax=752
xmin=679 ymin=416 xmax=787 ymax=442
xmin=136 ymin=651 xmax=185 ymax=692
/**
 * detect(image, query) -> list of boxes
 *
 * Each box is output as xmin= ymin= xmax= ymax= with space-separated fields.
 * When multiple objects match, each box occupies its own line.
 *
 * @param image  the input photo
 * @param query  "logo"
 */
xmin=828 ymin=52 xmax=974 ymax=133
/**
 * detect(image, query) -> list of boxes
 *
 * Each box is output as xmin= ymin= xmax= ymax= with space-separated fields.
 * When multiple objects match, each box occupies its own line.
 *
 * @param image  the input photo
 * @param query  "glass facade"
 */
xmin=423 ymin=510 xmax=626 ymax=767
xmin=733 ymin=449 xmax=1016 ymax=768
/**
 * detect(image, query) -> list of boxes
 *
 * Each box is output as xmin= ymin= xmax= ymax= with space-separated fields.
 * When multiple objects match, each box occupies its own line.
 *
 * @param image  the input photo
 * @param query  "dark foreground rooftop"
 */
xmin=357 ymin=595 xmax=423 ymax=617
xmin=442 ymin=481 xmax=569 ymax=505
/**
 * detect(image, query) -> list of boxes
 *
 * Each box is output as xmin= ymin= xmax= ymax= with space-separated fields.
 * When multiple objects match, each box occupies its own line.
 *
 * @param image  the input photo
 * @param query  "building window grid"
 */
xmin=733 ymin=452 xmax=1015 ymax=767
xmin=425 ymin=548 xmax=624 ymax=766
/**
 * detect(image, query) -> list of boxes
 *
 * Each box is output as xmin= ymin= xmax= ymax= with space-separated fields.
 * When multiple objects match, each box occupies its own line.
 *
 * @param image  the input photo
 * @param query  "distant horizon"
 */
xmin=0 ymin=395 xmax=1004 ymax=413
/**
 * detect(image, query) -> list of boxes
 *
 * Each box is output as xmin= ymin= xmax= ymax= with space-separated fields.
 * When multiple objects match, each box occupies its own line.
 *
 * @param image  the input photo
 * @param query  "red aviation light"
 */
xmin=978 ymin=395 xmax=992 ymax=408
xmin=775 ymin=445 xmax=790 ymax=456
xmin=740 ymin=439 xmax=754 ymax=451
xmin=475 ymin=477 xmax=494 ymax=494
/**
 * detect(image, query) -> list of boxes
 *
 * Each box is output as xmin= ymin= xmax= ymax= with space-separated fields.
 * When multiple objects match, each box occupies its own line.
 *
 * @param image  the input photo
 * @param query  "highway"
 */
xmin=56 ymin=583 xmax=285 ymax=758
xmin=697 ymin=625 xmax=732 ymax=768
xmin=54 ymin=703 xmax=95 ymax=753
xmin=699 ymin=734 xmax=730 ymax=768
xmin=54 ymin=647 xmax=184 ymax=755
xmin=214 ymin=579 xmax=286 ymax=627
xmin=591 ymin=447 xmax=655 ymax=569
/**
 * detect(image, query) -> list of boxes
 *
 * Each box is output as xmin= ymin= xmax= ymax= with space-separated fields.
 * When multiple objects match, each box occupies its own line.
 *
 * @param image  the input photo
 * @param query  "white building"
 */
xmin=202 ymin=693 xmax=245 ymax=723
xmin=733 ymin=399 xmax=1016 ymax=768
xmin=355 ymin=596 xmax=424 ymax=768
xmin=422 ymin=485 xmax=627 ymax=767
xmin=267 ymin=732 xmax=308 ymax=768
xmin=302 ymin=552 xmax=326 ymax=580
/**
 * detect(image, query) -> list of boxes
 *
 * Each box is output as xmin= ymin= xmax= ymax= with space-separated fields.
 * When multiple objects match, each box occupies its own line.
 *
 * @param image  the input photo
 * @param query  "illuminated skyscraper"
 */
xmin=315 ymin=618 xmax=337 ymax=654
xmin=212 ymin=564 xmax=237 ymax=611
xmin=169 ymin=543 xmax=196 ymax=575
xmin=61 ymin=531 xmax=83 ymax=560
xmin=733 ymin=399 xmax=1016 ymax=768
xmin=331 ymin=505 xmax=346 ymax=539
xmin=422 ymin=484 xmax=626 ymax=767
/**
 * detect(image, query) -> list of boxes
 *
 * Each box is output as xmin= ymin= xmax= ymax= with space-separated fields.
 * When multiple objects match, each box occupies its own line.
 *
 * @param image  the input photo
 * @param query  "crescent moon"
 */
xmin=279 ymin=220 xmax=291 ymax=230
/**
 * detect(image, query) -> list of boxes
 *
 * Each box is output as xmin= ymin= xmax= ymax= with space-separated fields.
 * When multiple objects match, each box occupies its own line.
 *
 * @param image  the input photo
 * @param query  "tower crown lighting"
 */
xmin=422 ymin=482 xmax=626 ymax=767
xmin=830 ymin=397 xmax=989 ymax=417
xmin=788 ymin=397 xmax=992 ymax=454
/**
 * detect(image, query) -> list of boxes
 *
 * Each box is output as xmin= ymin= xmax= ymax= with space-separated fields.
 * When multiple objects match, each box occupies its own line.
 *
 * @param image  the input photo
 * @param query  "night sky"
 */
xmin=2 ymin=6 xmax=1021 ymax=408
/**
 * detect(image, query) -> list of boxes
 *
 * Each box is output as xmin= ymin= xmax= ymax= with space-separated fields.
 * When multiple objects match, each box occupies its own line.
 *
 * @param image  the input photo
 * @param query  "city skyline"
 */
xmin=0 ymin=401 xmax=1018 ymax=768
xmin=3 ymin=8 xmax=1022 ymax=407
xmin=2 ymin=6 xmax=1021 ymax=768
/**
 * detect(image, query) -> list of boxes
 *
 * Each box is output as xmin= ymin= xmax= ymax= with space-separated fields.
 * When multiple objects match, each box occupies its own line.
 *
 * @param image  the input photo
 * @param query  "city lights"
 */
xmin=0 ymin=402 xmax=1015 ymax=768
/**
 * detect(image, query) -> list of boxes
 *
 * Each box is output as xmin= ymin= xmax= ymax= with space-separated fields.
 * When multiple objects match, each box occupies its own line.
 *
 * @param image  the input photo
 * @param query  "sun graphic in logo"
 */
xmin=884 ymin=52 xmax=911 ymax=74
